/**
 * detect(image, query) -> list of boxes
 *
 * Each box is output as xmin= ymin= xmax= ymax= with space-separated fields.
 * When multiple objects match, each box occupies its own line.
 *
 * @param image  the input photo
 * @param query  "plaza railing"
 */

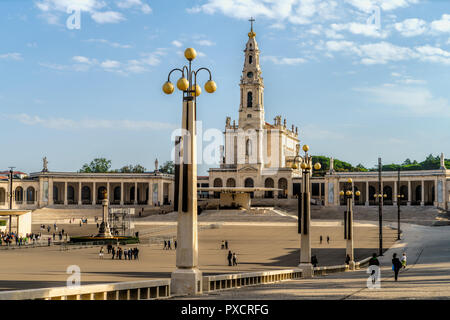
xmin=202 ymin=268 xmax=303 ymax=293
xmin=0 ymin=279 xmax=171 ymax=300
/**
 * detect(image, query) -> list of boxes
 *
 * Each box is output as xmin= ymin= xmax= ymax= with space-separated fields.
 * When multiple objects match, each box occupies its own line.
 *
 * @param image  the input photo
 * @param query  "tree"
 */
xmin=159 ymin=161 xmax=174 ymax=174
xmin=119 ymin=164 xmax=146 ymax=173
xmin=79 ymin=158 xmax=111 ymax=173
xmin=403 ymin=158 xmax=411 ymax=165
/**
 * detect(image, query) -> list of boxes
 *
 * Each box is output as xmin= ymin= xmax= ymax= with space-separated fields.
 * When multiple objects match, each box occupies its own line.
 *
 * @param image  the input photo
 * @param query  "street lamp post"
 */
xmin=8 ymin=167 xmax=15 ymax=233
xmin=375 ymin=157 xmax=384 ymax=256
xmin=396 ymin=168 xmax=404 ymax=240
xmin=163 ymin=48 xmax=216 ymax=295
xmin=339 ymin=178 xmax=360 ymax=270
xmin=294 ymin=144 xmax=321 ymax=278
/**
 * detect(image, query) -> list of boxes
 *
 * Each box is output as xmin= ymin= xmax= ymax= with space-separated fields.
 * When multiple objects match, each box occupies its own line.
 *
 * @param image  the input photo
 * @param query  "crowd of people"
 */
xmin=105 ymin=244 xmax=140 ymax=260
xmin=0 ymin=231 xmax=43 ymax=246
xmin=222 ymin=240 xmax=238 ymax=266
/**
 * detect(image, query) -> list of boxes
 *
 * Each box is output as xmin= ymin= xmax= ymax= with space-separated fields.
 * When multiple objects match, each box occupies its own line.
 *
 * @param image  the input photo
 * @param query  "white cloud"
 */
xmin=331 ymin=22 xmax=388 ymax=38
xmin=172 ymin=40 xmax=182 ymax=47
xmin=325 ymin=40 xmax=450 ymax=65
xmin=117 ymin=0 xmax=152 ymax=14
xmin=344 ymin=0 xmax=420 ymax=13
xmin=91 ymin=11 xmax=125 ymax=24
xmin=0 ymin=53 xmax=23 ymax=60
xmin=188 ymin=0 xmax=339 ymax=25
xmin=196 ymin=39 xmax=215 ymax=46
xmin=72 ymin=55 xmax=95 ymax=64
xmin=36 ymin=0 xmax=126 ymax=24
xmin=101 ymin=60 xmax=121 ymax=69
xmin=430 ymin=14 xmax=450 ymax=33
xmin=4 ymin=113 xmax=176 ymax=131
xmin=394 ymin=18 xmax=427 ymax=37
xmin=85 ymin=39 xmax=132 ymax=48
xmin=354 ymin=84 xmax=450 ymax=117
xmin=262 ymin=55 xmax=307 ymax=65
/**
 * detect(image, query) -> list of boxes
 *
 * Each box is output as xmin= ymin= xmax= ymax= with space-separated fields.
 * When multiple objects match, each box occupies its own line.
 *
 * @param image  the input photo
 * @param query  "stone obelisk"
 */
xmin=96 ymin=191 xmax=112 ymax=238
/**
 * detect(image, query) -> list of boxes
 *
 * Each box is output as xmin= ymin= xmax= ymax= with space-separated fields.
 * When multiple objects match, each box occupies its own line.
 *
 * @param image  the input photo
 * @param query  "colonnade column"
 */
xmin=107 ymin=182 xmax=110 ymax=205
xmin=421 ymin=180 xmax=425 ymax=206
xmin=407 ymin=181 xmax=411 ymax=206
xmin=49 ymin=179 xmax=54 ymax=206
xmin=64 ymin=182 xmax=68 ymax=206
xmin=78 ymin=182 xmax=82 ymax=205
xmin=134 ymin=182 xmax=138 ymax=205
xmin=434 ymin=179 xmax=438 ymax=206
xmin=365 ymin=182 xmax=369 ymax=206
xmin=120 ymin=182 xmax=124 ymax=206
xmin=148 ymin=182 xmax=152 ymax=205
xmin=92 ymin=182 xmax=96 ymax=205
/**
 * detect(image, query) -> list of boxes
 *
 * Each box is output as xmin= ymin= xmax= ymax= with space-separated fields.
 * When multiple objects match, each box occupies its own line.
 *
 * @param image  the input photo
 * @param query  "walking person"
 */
xmin=392 ymin=253 xmax=402 ymax=281
xmin=163 ymin=240 xmax=167 ymax=250
xmin=345 ymin=254 xmax=350 ymax=265
xmin=401 ymin=253 xmax=407 ymax=269
xmin=227 ymin=250 xmax=232 ymax=266
xmin=326 ymin=236 xmax=330 ymax=244
xmin=311 ymin=255 xmax=318 ymax=267
xmin=368 ymin=253 xmax=380 ymax=285
xmin=225 ymin=240 xmax=228 ymax=250
xmin=174 ymin=240 xmax=177 ymax=249
xmin=111 ymin=247 xmax=116 ymax=259
xmin=221 ymin=240 xmax=225 ymax=250
xmin=320 ymin=235 xmax=323 ymax=244
xmin=168 ymin=240 xmax=171 ymax=250
xmin=232 ymin=252 xmax=237 ymax=266
xmin=124 ymin=248 xmax=128 ymax=260
xmin=99 ymin=247 xmax=104 ymax=259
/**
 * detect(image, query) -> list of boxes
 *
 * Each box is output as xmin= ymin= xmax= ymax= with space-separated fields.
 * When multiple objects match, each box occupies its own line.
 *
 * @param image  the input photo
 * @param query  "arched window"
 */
xmin=226 ymin=178 xmax=236 ymax=188
xmin=0 ymin=188 xmax=5 ymax=204
xmin=98 ymin=186 xmax=107 ymax=200
xmin=27 ymin=187 xmax=35 ymax=203
xmin=278 ymin=178 xmax=288 ymax=199
xmin=247 ymin=114 xmax=252 ymax=118
xmin=246 ymin=139 xmax=252 ymax=157
xmin=213 ymin=178 xmax=223 ymax=199
xmin=82 ymin=186 xmax=91 ymax=202
xmin=245 ymin=178 xmax=254 ymax=198
xmin=15 ymin=187 xmax=23 ymax=202
xmin=400 ymin=185 xmax=408 ymax=201
xmin=264 ymin=178 xmax=274 ymax=198
xmin=53 ymin=186 xmax=59 ymax=202
xmin=67 ymin=186 xmax=75 ymax=202
xmin=249 ymin=55 xmax=253 ymax=64
xmin=247 ymin=91 xmax=252 ymax=108
xmin=114 ymin=186 xmax=121 ymax=202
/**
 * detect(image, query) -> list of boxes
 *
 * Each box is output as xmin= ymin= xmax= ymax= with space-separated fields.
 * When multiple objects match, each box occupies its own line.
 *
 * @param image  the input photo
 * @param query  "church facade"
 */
xmin=208 ymin=25 xmax=302 ymax=200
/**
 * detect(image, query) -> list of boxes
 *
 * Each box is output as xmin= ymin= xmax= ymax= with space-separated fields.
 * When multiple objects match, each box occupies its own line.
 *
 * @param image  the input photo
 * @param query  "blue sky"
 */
xmin=1 ymin=0 xmax=449 ymax=174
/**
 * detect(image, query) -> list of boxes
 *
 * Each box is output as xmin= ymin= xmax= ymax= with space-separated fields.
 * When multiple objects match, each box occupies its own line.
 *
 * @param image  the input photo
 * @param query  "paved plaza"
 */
xmin=180 ymin=223 xmax=450 ymax=300
xmin=0 ymin=209 xmax=398 ymax=291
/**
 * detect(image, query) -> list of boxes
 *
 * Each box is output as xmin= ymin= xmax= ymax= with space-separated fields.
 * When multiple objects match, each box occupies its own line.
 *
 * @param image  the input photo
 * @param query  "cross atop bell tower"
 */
xmin=239 ymin=18 xmax=264 ymax=130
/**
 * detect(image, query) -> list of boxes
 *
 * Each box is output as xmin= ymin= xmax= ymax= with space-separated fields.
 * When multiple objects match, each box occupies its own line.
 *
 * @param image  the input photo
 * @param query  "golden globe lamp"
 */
xmin=184 ymin=48 xmax=197 ymax=61
xmin=162 ymin=81 xmax=174 ymax=94
xmin=204 ymin=80 xmax=217 ymax=93
xmin=340 ymin=191 xmax=344 ymax=196
xmin=302 ymin=144 xmax=309 ymax=152
xmin=177 ymin=77 xmax=189 ymax=91
xmin=191 ymin=84 xmax=201 ymax=96
xmin=346 ymin=190 xmax=352 ymax=196
xmin=347 ymin=178 xmax=353 ymax=183
xmin=314 ymin=163 xmax=321 ymax=170
xmin=301 ymin=163 xmax=307 ymax=170
xmin=355 ymin=191 xmax=361 ymax=196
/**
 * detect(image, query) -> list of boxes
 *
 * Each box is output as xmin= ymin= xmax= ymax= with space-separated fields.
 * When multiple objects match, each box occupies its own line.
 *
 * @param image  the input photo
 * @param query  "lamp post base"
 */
xmin=348 ymin=260 xmax=356 ymax=270
xmin=298 ymin=263 xmax=314 ymax=278
xmin=171 ymin=267 xmax=202 ymax=296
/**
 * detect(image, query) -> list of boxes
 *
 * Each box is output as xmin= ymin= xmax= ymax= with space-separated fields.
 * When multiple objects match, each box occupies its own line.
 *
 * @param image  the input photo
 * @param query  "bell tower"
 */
xmin=239 ymin=17 xmax=265 ymax=130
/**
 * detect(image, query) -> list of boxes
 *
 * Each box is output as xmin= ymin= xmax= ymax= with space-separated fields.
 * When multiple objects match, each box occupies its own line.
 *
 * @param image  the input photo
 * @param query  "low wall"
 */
xmin=203 ymin=268 xmax=303 ymax=293
xmin=0 ymin=279 xmax=170 ymax=300
xmin=314 ymin=264 xmax=349 ymax=276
